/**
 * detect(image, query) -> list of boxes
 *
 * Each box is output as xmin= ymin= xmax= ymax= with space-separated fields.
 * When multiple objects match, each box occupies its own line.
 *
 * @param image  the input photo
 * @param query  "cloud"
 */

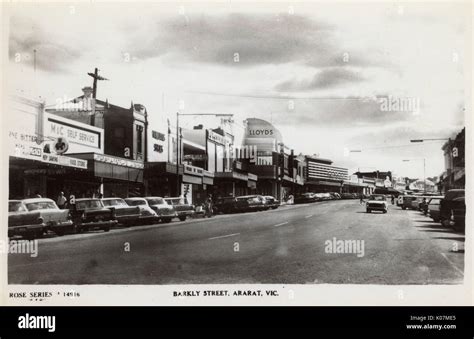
xmin=8 ymin=16 xmax=82 ymax=73
xmin=275 ymin=67 xmax=365 ymax=91
xmin=124 ymin=13 xmax=376 ymax=69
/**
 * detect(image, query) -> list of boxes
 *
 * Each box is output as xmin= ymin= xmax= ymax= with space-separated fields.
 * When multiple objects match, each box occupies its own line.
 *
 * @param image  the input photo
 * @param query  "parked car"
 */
xmin=439 ymin=189 xmax=465 ymax=229
xmin=102 ymin=198 xmax=141 ymax=226
xmin=263 ymin=195 xmax=280 ymax=209
xmin=329 ymin=192 xmax=341 ymax=199
xmin=22 ymin=198 xmax=73 ymax=236
xmin=214 ymin=197 xmax=239 ymax=214
xmin=341 ymin=193 xmax=353 ymax=199
xmin=427 ymin=197 xmax=443 ymax=222
xmin=145 ymin=197 xmax=176 ymax=223
xmin=8 ymin=200 xmax=45 ymax=239
xmin=124 ymin=197 xmax=159 ymax=224
xmin=451 ymin=197 xmax=466 ymax=231
xmin=294 ymin=193 xmax=318 ymax=204
xmin=235 ymin=195 xmax=266 ymax=212
xmin=164 ymin=197 xmax=195 ymax=221
xmin=366 ymin=194 xmax=388 ymax=213
xmin=401 ymin=195 xmax=417 ymax=210
xmin=420 ymin=195 xmax=443 ymax=215
xmin=70 ymin=198 xmax=117 ymax=233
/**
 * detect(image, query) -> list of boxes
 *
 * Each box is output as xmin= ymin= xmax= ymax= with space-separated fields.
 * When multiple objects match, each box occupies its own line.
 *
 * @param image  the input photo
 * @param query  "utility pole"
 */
xmin=176 ymin=112 xmax=180 ymax=197
xmin=87 ymin=68 xmax=108 ymax=126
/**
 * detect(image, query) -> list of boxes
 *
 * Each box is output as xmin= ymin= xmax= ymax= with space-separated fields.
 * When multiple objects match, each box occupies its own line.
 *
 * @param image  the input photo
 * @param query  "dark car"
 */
xmin=452 ymin=197 xmax=466 ymax=231
xmin=8 ymin=200 xmax=45 ymax=239
xmin=294 ymin=193 xmax=318 ymax=204
xmin=401 ymin=195 xmax=417 ymax=210
xmin=235 ymin=195 xmax=267 ymax=212
xmin=102 ymin=198 xmax=141 ymax=226
xmin=213 ymin=197 xmax=246 ymax=214
xmin=164 ymin=197 xmax=195 ymax=221
xmin=341 ymin=193 xmax=353 ymax=199
xmin=439 ymin=189 xmax=465 ymax=230
xmin=70 ymin=198 xmax=117 ymax=233
xmin=264 ymin=195 xmax=280 ymax=209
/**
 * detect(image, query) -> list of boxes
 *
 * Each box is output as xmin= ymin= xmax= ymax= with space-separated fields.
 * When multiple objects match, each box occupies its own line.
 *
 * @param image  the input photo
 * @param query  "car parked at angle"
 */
xmin=340 ymin=193 xmax=354 ymax=199
xmin=145 ymin=197 xmax=176 ymax=223
xmin=124 ymin=197 xmax=159 ymax=224
xmin=294 ymin=192 xmax=318 ymax=204
xmin=439 ymin=189 xmax=465 ymax=231
xmin=102 ymin=198 xmax=141 ymax=226
xmin=401 ymin=195 xmax=417 ymax=210
xmin=69 ymin=198 xmax=117 ymax=233
xmin=263 ymin=195 xmax=280 ymax=209
xmin=235 ymin=195 xmax=267 ymax=212
xmin=420 ymin=195 xmax=444 ymax=215
xmin=329 ymin=192 xmax=341 ymax=199
xmin=366 ymin=194 xmax=388 ymax=213
xmin=427 ymin=196 xmax=444 ymax=222
xmin=22 ymin=198 xmax=73 ymax=236
xmin=8 ymin=200 xmax=45 ymax=240
xmin=164 ymin=197 xmax=195 ymax=221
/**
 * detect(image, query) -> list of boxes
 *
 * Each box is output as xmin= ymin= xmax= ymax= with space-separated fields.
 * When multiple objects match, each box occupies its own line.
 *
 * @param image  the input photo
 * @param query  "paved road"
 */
xmin=8 ymin=199 xmax=465 ymax=284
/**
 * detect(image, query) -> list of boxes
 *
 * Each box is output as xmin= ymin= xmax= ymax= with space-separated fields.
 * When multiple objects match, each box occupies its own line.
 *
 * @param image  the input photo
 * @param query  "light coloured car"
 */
xmin=22 ymin=198 xmax=73 ymax=236
xmin=366 ymin=194 xmax=388 ymax=213
xmin=102 ymin=198 xmax=141 ymax=226
xmin=8 ymin=200 xmax=45 ymax=239
xmin=145 ymin=197 xmax=176 ymax=223
xmin=124 ymin=197 xmax=159 ymax=224
xmin=427 ymin=197 xmax=443 ymax=222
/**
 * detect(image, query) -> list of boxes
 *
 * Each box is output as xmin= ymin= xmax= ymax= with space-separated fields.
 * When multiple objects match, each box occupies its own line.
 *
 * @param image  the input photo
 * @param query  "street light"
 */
xmin=175 ymin=112 xmax=234 ymax=196
xmin=403 ymin=158 xmax=426 ymax=194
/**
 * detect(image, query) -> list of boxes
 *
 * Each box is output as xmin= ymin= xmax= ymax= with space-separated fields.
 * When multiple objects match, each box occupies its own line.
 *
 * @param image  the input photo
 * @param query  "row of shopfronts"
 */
xmin=8 ymin=92 xmax=392 ymax=206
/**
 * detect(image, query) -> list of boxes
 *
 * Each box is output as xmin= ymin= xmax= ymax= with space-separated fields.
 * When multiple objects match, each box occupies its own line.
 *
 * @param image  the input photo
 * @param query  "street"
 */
xmin=9 ymin=199 xmax=464 ymax=285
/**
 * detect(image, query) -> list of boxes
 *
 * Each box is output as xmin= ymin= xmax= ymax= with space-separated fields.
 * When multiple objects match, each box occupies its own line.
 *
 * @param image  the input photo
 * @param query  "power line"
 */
xmin=185 ymin=90 xmax=372 ymax=101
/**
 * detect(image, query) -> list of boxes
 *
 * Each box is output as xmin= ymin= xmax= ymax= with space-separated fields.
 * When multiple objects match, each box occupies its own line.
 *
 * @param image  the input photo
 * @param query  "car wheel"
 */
xmin=383 ymin=210 xmax=387 ymax=214
xmin=179 ymin=216 xmax=186 ymax=221
xmin=55 ymin=229 xmax=65 ymax=236
xmin=103 ymin=226 xmax=110 ymax=232
xmin=366 ymin=209 xmax=371 ymax=213
xmin=164 ymin=218 xmax=172 ymax=223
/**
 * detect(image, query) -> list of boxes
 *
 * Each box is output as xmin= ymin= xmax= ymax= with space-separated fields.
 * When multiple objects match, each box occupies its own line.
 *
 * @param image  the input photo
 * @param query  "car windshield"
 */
xmin=102 ymin=199 xmax=126 ymax=207
xmin=76 ymin=200 xmax=103 ymax=209
xmin=126 ymin=200 xmax=146 ymax=206
xmin=165 ymin=198 xmax=185 ymax=205
xmin=147 ymin=198 xmax=166 ymax=205
xmin=25 ymin=201 xmax=58 ymax=211
xmin=9 ymin=201 xmax=27 ymax=212
xmin=370 ymin=195 xmax=386 ymax=201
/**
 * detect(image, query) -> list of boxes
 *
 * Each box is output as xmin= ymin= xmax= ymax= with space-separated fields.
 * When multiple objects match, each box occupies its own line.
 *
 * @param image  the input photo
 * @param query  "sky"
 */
xmin=5 ymin=1 xmax=469 ymax=179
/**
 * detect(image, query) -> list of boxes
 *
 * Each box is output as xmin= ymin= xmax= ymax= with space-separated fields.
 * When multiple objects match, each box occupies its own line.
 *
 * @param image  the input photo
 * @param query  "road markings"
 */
xmin=305 ymin=214 xmax=313 ymax=218
xmin=273 ymin=221 xmax=289 ymax=227
xmin=208 ymin=233 xmax=240 ymax=240
xmin=441 ymin=253 xmax=464 ymax=276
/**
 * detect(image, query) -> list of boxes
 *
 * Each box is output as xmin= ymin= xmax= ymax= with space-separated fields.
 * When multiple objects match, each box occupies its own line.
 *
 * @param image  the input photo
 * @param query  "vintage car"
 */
xmin=294 ymin=193 xmax=318 ymax=204
xmin=451 ymin=197 xmax=466 ymax=231
xmin=440 ymin=189 xmax=465 ymax=229
xmin=329 ymin=192 xmax=341 ymax=200
xmin=427 ymin=197 xmax=443 ymax=222
xmin=164 ymin=197 xmax=195 ymax=221
xmin=124 ymin=197 xmax=160 ymax=224
xmin=264 ymin=195 xmax=280 ymax=209
xmin=420 ymin=195 xmax=444 ymax=215
xmin=235 ymin=195 xmax=267 ymax=212
xmin=366 ymin=194 xmax=388 ymax=213
xmin=22 ymin=198 xmax=73 ymax=236
xmin=102 ymin=198 xmax=141 ymax=226
xmin=213 ymin=197 xmax=245 ymax=214
xmin=8 ymin=200 xmax=45 ymax=239
xmin=69 ymin=198 xmax=117 ymax=233
xmin=401 ymin=195 xmax=417 ymax=210
xmin=145 ymin=197 xmax=176 ymax=223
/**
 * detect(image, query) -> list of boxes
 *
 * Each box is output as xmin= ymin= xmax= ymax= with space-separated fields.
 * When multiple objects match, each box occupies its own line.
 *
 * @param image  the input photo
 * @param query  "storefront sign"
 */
xmin=184 ymin=164 xmax=204 ymax=176
xmin=44 ymin=114 xmax=103 ymax=153
xmin=8 ymin=132 xmax=43 ymax=161
xmin=42 ymin=153 xmax=88 ymax=169
xmin=93 ymin=154 xmax=144 ymax=169
xmin=207 ymin=130 xmax=227 ymax=145
xmin=248 ymin=173 xmax=258 ymax=181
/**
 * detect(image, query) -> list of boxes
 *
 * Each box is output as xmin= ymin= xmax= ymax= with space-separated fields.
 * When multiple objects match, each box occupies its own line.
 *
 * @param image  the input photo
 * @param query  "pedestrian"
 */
xmin=57 ymin=191 xmax=67 ymax=209
xmin=205 ymin=194 xmax=214 ymax=218
xmin=391 ymin=195 xmax=395 ymax=205
xmin=359 ymin=193 xmax=364 ymax=205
